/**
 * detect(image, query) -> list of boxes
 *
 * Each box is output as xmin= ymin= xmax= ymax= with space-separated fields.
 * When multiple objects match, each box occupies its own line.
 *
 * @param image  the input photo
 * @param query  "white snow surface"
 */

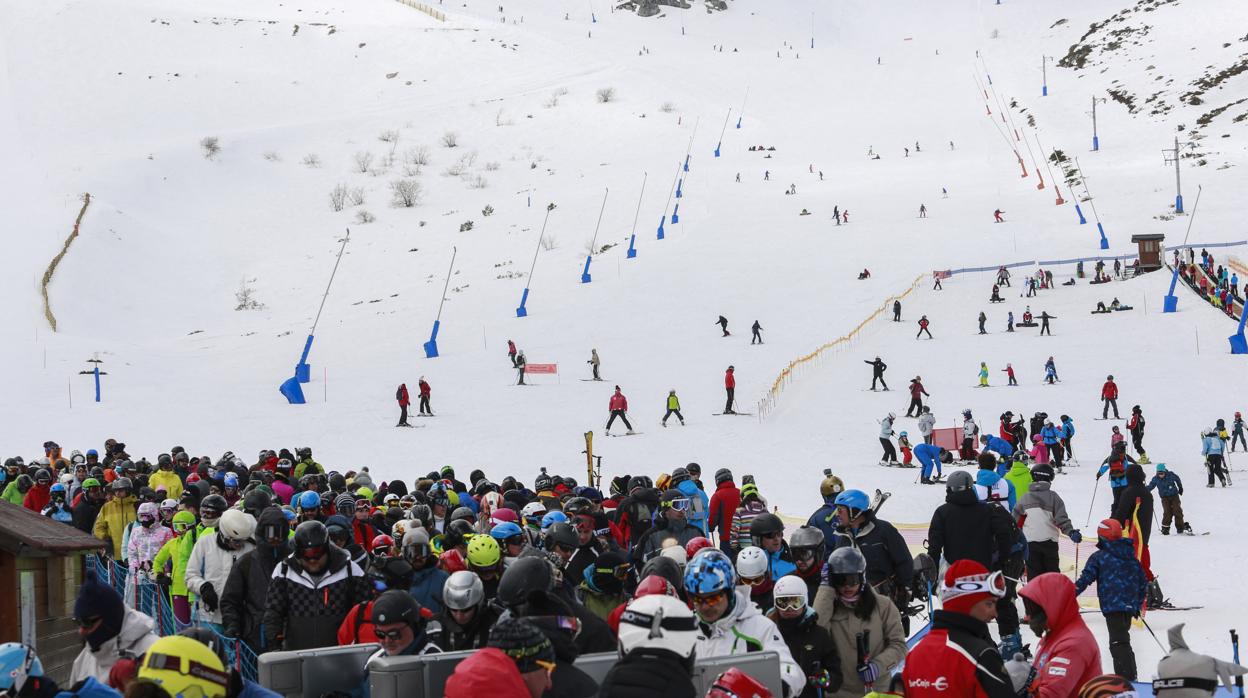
xmin=3 ymin=0 xmax=1248 ymax=672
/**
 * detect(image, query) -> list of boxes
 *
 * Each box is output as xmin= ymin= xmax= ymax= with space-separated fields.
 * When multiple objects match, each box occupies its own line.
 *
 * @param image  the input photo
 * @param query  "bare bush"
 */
xmin=348 ymin=187 xmax=366 ymax=206
xmin=459 ymin=220 xmax=474 ymax=232
xmin=406 ymin=145 xmax=431 ymax=165
xmin=483 ymin=161 xmax=500 ymax=171
xmin=468 ymin=174 xmax=488 ymax=189
xmin=302 ymin=153 xmax=322 ymax=168
xmin=403 ymin=164 xmax=422 ymax=177
xmin=659 ymin=101 xmax=676 ymax=113
xmin=234 ymin=278 xmax=265 ymax=310
xmin=465 ymin=150 xmax=479 ymax=167
xmin=200 ymin=136 xmax=221 ymax=159
xmin=262 ymin=150 xmax=281 ymax=161
xmin=482 ymin=204 xmax=494 ymax=217
xmin=353 ymin=151 xmax=375 ymax=173
xmin=378 ymin=129 xmax=400 ymax=143
xmin=329 ymin=183 xmax=348 ymax=212
xmin=596 ymin=87 xmax=616 ymax=103
xmin=443 ymin=155 xmax=471 ymax=177
xmin=355 ymin=210 xmax=376 ymax=224
xmin=390 ymin=179 xmax=422 ymax=207
xmin=440 ymin=131 xmax=459 ymax=148
xmin=540 ymin=234 xmax=558 ymax=251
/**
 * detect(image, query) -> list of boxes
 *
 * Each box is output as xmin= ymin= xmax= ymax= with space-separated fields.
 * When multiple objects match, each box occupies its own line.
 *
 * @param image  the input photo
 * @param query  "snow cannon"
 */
xmin=280 ymin=376 xmax=306 ymax=405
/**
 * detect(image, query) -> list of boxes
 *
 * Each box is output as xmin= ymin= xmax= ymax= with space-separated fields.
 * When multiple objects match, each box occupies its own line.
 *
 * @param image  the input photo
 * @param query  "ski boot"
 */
xmin=998 ymin=632 xmax=1023 ymax=659
xmin=1181 ymin=523 xmax=1195 ymax=536
xmin=1146 ymin=578 xmax=1166 ymax=608
xmin=1160 ymin=525 xmax=1170 ymax=536
xmin=1138 ymin=453 xmax=1151 ymax=465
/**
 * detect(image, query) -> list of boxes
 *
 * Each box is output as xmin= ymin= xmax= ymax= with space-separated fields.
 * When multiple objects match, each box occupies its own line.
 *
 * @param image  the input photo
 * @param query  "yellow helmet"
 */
xmin=466 ymin=535 xmax=501 ymax=568
xmin=137 ymin=635 xmax=229 ymax=698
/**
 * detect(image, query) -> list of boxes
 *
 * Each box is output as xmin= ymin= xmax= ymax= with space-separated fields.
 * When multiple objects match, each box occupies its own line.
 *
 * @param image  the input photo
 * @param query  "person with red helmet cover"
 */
xmin=707 ymin=668 xmax=773 ymax=698
xmin=1019 ymin=572 xmax=1103 ymax=697
xmin=903 ymin=559 xmax=1016 ymax=697
xmin=684 ymin=537 xmax=713 ymax=560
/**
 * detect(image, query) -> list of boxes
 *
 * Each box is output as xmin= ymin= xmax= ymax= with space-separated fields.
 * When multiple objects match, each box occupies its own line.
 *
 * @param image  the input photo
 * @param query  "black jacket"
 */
xmin=435 ymin=603 xmax=502 ymax=651
xmin=865 ymin=359 xmax=886 ymax=376
xmin=598 ymin=648 xmax=696 ymax=698
xmin=830 ymin=516 xmax=914 ymax=593
xmin=72 ymin=497 xmax=101 ymax=535
xmin=261 ymin=544 xmax=370 ymax=650
xmin=221 ymin=508 xmax=291 ymax=650
xmin=768 ymin=609 xmax=842 ymax=697
xmin=1112 ymin=464 xmax=1154 ymax=545
xmin=927 ymin=489 xmax=1014 ymax=569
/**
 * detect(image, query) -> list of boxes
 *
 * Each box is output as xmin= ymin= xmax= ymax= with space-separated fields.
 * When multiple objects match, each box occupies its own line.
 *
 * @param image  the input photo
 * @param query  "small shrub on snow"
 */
xmin=390 ymin=179 xmax=422 ymax=207
xmin=200 ymin=136 xmax=221 ymax=159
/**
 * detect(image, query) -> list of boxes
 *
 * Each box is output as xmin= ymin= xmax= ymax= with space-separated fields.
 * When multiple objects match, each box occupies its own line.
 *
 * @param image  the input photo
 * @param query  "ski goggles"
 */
xmin=827 ymin=572 xmax=864 ymax=588
xmin=740 ymin=573 xmax=768 ymax=587
xmin=690 ymin=590 xmax=730 ymax=607
xmin=595 ymin=562 xmax=632 ymax=580
xmin=374 ymin=627 xmax=408 ymax=641
xmin=502 ymin=534 xmax=527 ymax=548
xmin=942 ymin=570 xmax=1007 ymax=599
xmin=142 ymin=651 xmax=230 ymax=693
xmin=662 ymin=497 xmax=691 ymax=512
xmin=792 ymin=547 xmax=819 ymax=562
xmin=773 ymin=595 xmax=807 ymax=613
xmin=297 ymin=545 xmax=328 ymax=561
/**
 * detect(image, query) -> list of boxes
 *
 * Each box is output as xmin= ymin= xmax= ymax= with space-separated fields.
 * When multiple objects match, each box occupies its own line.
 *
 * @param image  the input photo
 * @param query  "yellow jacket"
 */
xmin=148 ymin=470 xmax=183 ymax=500
xmin=94 ymin=495 xmax=138 ymax=558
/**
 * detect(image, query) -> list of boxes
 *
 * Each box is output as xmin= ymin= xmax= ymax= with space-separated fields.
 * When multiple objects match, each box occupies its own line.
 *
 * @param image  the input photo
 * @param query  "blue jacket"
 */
xmin=408 ymin=565 xmax=449 ymax=615
xmin=1202 ymin=435 xmax=1225 ymax=456
xmin=983 ymin=435 xmax=1014 ymax=459
xmin=676 ymin=479 xmax=710 ymax=534
xmin=914 ymin=443 xmax=943 ymax=479
xmin=975 ymin=471 xmax=1016 ymax=511
xmin=1147 ymin=472 xmax=1183 ymax=498
xmin=1097 ymin=462 xmax=1129 ymax=489
xmin=1074 ymin=538 xmax=1148 ymax=615
xmin=767 ymin=547 xmax=797 ymax=581
xmin=1061 ymin=419 xmax=1076 ymax=439
xmin=806 ymin=503 xmax=840 ymax=546
xmin=1040 ymin=425 xmax=1060 ymax=446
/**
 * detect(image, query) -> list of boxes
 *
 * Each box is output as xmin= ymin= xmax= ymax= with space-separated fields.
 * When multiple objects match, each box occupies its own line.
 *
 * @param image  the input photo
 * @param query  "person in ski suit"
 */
xmin=892 ymin=300 xmax=901 ymax=321
xmin=514 ymin=350 xmax=527 ymax=385
xmin=1019 ymin=573 xmax=1103 ymax=696
xmin=768 ymin=576 xmax=844 ymax=697
xmin=417 ymin=377 xmax=432 ymax=415
xmin=1232 ymin=411 xmax=1246 ymax=452
xmin=916 ymin=315 xmax=932 ymax=339
xmin=1044 ymin=356 xmax=1058 ymax=384
xmin=918 ymin=406 xmax=935 ymax=445
xmin=661 ymin=390 xmax=684 ymax=426
xmin=751 ymin=320 xmax=764 ymax=344
xmin=960 ymin=410 xmax=980 ymax=461
xmin=1060 ymin=415 xmax=1076 ymax=460
xmin=506 ymin=339 xmax=518 ymax=367
xmin=1041 ymin=421 xmax=1065 ymax=469
xmin=979 ymin=434 xmax=1013 ymax=463
xmin=716 ymin=315 xmax=730 ymax=337
xmin=587 ymin=349 xmax=601 ymax=380
xmin=978 ymin=362 xmax=990 ymax=387
xmin=1097 ymin=441 xmax=1137 ymax=513
xmin=186 ymin=510 xmax=255 ymax=633
xmin=1074 ymin=519 xmax=1147 ymax=681
xmin=905 ymin=376 xmax=928 ymax=416
xmin=978 ymin=312 xmax=988 ymax=334
xmin=1127 ymin=406 xmax=1147 ymax=460
xmin=879 ymin=413 xmax=898 ymax=464
xmin=1147 ymin=463 xmax=1188 ymax=535
xmin=1202 ymin=428 xmax=1228 ymax=487
xmin=42 ymin=483 xmax=75 ymax=524
xmin=1002 ymin=363 xmax=1017 ymax=386
xmin=127 ymin=503 xmax=173 ymax=605
xmin=1013 ymin=464 xmax=1080 ymax=577
xmin=1101 ymin=375 xmax=1120 ymax=419
xmin=1039 ymin=311 xmax=1055 ymax=336
xmin=69 ymin=573 xmax=160 ymax=685
xmin=395 ymin=383 xmax=410 ymax=427
xmin=221 ymin=507 xmax=291 ymax=652
xmin=812 ymin=548 xmax=907 ymax=697
xmin=605 ymin=386 xmax=633 ymax=434
xmin=723 ymin=365 xmax=737 ymax=414
xmin=915 ymin=443 xmax=947 ymax=484
xmin=865 ymin=357 xmax=888 ymax=391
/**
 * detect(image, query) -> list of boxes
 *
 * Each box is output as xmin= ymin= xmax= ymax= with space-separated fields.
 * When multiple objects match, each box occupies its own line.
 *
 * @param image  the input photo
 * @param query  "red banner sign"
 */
xmin=524 ymin=363 xmax=558 ymax=374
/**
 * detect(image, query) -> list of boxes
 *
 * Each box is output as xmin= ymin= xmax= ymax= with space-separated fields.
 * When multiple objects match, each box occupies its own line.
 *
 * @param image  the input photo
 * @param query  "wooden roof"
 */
xmin=0 ymin=500 xmax=106 ymax=556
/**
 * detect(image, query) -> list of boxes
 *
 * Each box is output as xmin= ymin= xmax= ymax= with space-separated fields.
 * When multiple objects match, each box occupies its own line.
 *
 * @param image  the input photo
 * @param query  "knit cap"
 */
xmin=940 ymin=559 xmax=996 ymax=614
xmin=487 ymin=618 xmax=555 ymax=673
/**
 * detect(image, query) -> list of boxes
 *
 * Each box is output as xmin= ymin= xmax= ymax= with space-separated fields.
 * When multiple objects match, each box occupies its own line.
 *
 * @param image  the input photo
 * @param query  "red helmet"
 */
xmin=707 ymin=668 xmax=773 ymax=698
xmin=634 ymin=574 xmax=677 ymax=599
xmin=490 ymin=508 xmax=519 ymax=525
xmin=684 ymin=536 xmax=713 ymax=559
xmin=439 ymin=548 xmax=467 ymax=573
xmin=1096 ymin=519 xmax=1123 ymax=541
xmin=371 ymin=534 xmax=395 ymax=552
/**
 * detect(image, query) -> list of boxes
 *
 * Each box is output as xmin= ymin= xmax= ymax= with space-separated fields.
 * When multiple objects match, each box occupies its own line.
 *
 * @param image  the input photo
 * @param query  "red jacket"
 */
xmin=707 ymin=481 xmax=741 ymax=539
xmin=1019 ymin=573 xmax=1102 ymax=698
xmin=24 ymin=484 xmax=51 ymax=512
xmin=352 ymin=518 xmax=376 ymax=551
xmin=337 ymin=600 xmax=380 ymax=645
xmin=902 ymin=610 xmax=1015 ymax=698
xmin=909 ymin=380 xmax=928 ymax=398
xmin=507 ymin=340 xmax=517 ymax=356
xmin=609 ymin=392 xmax=628 ymax=411
xmin=418 ymin=380 xmax=431 ymax=397
xmin=1101 ymin=381 xmax=1118 ymax=400
xmin=725 ymin=370 xmax=736 ymax=389
xmin=445 ymin=648 xmax=530 ymax=698
xmin=397 ymin=384 xmax=410 ymax=407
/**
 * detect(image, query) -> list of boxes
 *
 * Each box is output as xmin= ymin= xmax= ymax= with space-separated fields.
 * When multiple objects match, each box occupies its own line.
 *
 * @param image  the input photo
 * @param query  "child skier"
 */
xmin=1203 ymin=428 xmax=1228 ymax=487
xmin=1003 ymin=363 xmax=1017 ymax=386
xmin=1074 ymin=519 xmax=1148 ymax=681
xmin=1232 ymin=412 xmax=1246 ymax=452
xmin=1060 ymin=415 xmax=1076 ymax=461
xmin=1043 ymin=356 xmax=1058 ymax=383
xmin=898 ymin=431 xmax=913 ymax=466
xmin=1110 ymin=426 xmax=1125 ymax=449
xmin=1097 ymin=442 xmax=1137 ymax=512
xmin=916 ymin=315 xmax=932 ymax=339
xmin=1127 ymin=406 xmax=1148 ymax=463
xmin=978 ymin=362 xmax=989 ymax=387
xmin=661 ymin=390 xmax=685 ymax=427
xmin=959 ymin=409 xmax=979 ymax=460
xmin=1147 ymin=464 xmax=1189 ymax=535
xmin=1029 ymin=435 xmax=1050 ymax=466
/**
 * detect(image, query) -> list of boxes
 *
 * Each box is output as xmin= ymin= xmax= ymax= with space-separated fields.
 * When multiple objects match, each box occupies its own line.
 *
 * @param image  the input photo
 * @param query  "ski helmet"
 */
xmin=684 ymin=537 xmax=713 ymax=559
xmin=962 ymin=409 xmax=973 ymax=418
xmin=545 ymin=522 xmax=578 ymax=551
xmin=1031 ymin=464 xmax=1055 ymax=482
xmin=402 ymin=528 xmax=432 ymax=561
xmin=735 ymin=547 xmax=768 ymax=584
xmin=634 ymin=574 xmax=678 ymax=599
xmin=683 ymin=548 xmax=736 ymax=597
xmin=1076 ymin=675 xmax=1137 ymax=698
xmin=489 ymin=507 xmax=519 ymax=526
xmin=618 ymin=595 xmax=698 ymax=661
xmin=0 ymin=643 xmax=43 ymax=696
xmin=390 ymin=519 xmax=411 ymax=543
xmin=490 ymin=521 xmax=523 ymax=543
xmin=172 ymin=511 xmax=196 ymax=534
xmin=1097 ymin=519 xmax=1123 ymax=541
xmin=297 ymin=490 xmax=320 ymax=512
xmin=669 ymin=467 xmax=690 ymax=486
xmin=833 ymin=489 xmax=870 ymax=519
xmin=293 ymin=520 xmax=329 ymax=555
xmin=819 ymin=469 xmax=844 ymax=498
xmin=714 ymin=468 xmax=733 ymax=485
xmin=540 ymin=510 xmax=568 ymax=530
xmin=772 ymin=575 xmax=810 ymax=612
xmin=450 ymin=506 xmax=475 ymax=524
xmin=200 ymin=493 xmax=228 ymax=517
xmin=218 ymin=510 xmax=256 ymax=542
xmin=748 ymin=513 xmax=784 ymax=547
xmin=496 ymin=556 xmax=553 ymax=608
xmin=707 ymin=668 xmax=772 ymax=698
xmin=466 ymin=535 xmax=502 ymax=569
xmin=660 ymin=545 xmax=688 ymax=569
xmin=788 ymin=525 xmax=826 ymax=564
xmin=49 ymin=482 xmax=67 ymax=496
xmin=371 ymin=534 xmax=395 ymax=554
xmin=138 ymin=636 xmax=229 ymax=698
xmin=946 ymin=470 xmax=975 ymax=493
xmin=138 ymin=501 xmax=159 ymax=524
xmin=443 ymin=570 xmax=484 ymax=611
xmin=563 ymin=496 xmax=593 ymax=516
xmin=825 ymin=547 xmax=867 ymax=587
xmin=408 ymin=504 xmax=433 ymax=530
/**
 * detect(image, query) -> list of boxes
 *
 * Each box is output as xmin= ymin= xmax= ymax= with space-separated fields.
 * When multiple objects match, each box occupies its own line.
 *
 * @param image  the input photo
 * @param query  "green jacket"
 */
xmin=1 ymin=482 xmax=26 ymax=505
xmin=577 ymin=583 xmax=627 ymax=621
xmin=1003 ymin=462 xmax=1034 ymax=498
xmin=292 ymin=459 xmax=324 ymax=480
xmin=153 ymin=530 xmax=200 ymax=598
xmin=667 ymin=394 xmax=681 ymax=410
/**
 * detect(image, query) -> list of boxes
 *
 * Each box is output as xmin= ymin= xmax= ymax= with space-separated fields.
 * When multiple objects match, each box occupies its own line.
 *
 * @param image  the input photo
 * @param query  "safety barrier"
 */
xmin=88 ymin=555 xmax=258 ymax=681
xmin=757 ymin=275 xmax=922 ymax=419
xmin=393 ymin=0 xmax=445 ymax=21
xmin=935 ymin=240 xmax=1248 ymax=279
xmin=41 ymin=193 xmax=90 ymax=331
xmin=258 ymin=646 xmax=783 ymax=698
xmin=1172 ymin=261 xmax=1245 ymax=320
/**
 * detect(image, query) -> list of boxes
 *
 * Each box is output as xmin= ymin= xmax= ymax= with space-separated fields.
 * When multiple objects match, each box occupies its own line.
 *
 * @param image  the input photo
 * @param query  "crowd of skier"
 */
xmin=2 ymin=437 xmax=1247 ymax=698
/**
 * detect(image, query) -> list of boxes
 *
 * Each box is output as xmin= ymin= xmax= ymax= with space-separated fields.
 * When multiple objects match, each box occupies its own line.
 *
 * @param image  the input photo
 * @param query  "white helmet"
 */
xmin=443 ymin=570 xmax=484 ymax=611
xmin=218 ymin=509 xmax=256 ymax=541
xmin=660 ymin=544 xmax=688 ymax=570
xmin=60 ymin=473 xmax=75 ymax=485
xmin=617 ymin=594 xmax=698 ymax=659
xmin=773 ymin=575 xmax=809 ymax=609
xmin=736 ymin=546 xmax=768 ymax=581
xmin=521 ymin=501 xmax=547 ymax=519
xmin=391 ymin=519 xmax=411 ymax=542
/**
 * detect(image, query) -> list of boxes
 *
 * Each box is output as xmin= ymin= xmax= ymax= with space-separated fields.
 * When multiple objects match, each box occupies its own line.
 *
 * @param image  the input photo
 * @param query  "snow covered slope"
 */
xmin=3 ymin=0 xmax=1248 ymax=667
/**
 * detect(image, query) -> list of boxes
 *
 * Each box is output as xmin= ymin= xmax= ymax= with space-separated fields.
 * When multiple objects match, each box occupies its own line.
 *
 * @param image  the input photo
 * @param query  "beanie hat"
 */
xmin=75 ymin=572 xmax=126 ymax=651
xmin=487 ymin=618 xmax=555 ymax=673
xmin=714 ymin=468 xmax=733 ymax=485
xmin=940 ymin=560 xmax=995 ymax=615
xmin=1154 ymin=623 xmax=1247 ymax=697
xmin=586 ymin=550 xmax=628 ymax=595
xmin=1156 ymin=463 xmax=1167 ymax=472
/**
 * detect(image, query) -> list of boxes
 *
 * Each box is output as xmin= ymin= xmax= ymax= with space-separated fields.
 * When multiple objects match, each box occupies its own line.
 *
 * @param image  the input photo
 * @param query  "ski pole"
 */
xmin=1231 ymin=629 xmax=1243 ymax=698
xmin=1085 ymin=475 xmax=1101 ymax=527
xmin=1141 ymin=616 xmax=1167 ymax=652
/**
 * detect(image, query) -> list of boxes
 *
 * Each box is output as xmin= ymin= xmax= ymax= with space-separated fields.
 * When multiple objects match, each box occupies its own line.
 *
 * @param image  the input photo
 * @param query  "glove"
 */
xmin=1069 ymin=530 xmax=1083 ymax=544
xmin=199 ymin=582 xmax=219 ymax=611
xmin=856 ymin=661 xmax=879 ymax=685
xmin=1096 ymin=471 xmax=1103 ymax=480
xmin=155 ymin=572 xmax=172 ymax=588
xmin=1004 ymin=652 xmax=1035 ymax=693
xmin=808 ymin=670 xmax=832 ymax=689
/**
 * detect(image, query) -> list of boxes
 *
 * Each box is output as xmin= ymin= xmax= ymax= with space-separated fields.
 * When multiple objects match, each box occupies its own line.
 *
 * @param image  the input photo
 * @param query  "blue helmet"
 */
xmin=833 ymin=489 xmax=870 ymax=518
xmin=489 ymin=522 xmax=523 ymax=541
xmin=540 ymin=511 xmax=568 ymax=529
xmin=224 ymin=473 xmax=239 ymax=488
xmin=86 ymin=449 xmax=98 ymax=457
xmin=0 ymin=643 xmax=43 ymax=695
xmin=49 ymin=483 xmax=67 ymax=495
xmin=683 ymin=548 xmax=736 ymax=596
xmin=297 ymin=490 xmax=321 ymax=511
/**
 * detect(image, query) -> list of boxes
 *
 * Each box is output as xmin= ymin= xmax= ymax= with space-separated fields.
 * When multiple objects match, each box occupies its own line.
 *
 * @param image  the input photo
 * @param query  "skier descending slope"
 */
xmin=605 ymin=386 xmax=634 ymax=435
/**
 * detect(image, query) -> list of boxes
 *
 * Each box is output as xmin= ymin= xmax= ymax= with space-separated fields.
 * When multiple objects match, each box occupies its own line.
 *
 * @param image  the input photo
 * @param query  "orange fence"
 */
xmin=394 ymin=0 xmax=446 ymax=21
xmin=757 ymin=274 xmax=923 ymax=419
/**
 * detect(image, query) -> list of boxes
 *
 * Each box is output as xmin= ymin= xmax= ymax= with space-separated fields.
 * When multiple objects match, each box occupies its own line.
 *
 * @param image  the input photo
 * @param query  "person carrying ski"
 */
xmin=918 ymin=406 xmax=936 ymax=445
xmin=723 ymin=365 xmax=737 ymax=414
xmin=1002 ymin=364 xmax=1017 ymax=386
xmin=915 ymin=443 xmax=947 ymax=484
xmin=716 ymin=315 xmax=730 ymax=337
xmin=1203 ymin=427 xmax=1228 ymax=487
xmin=1039 ymin=311 xmax=1055 ymax=336
xmin=605 ymin=386 xmax=634 ymax=435
xmin=587 ymin=349 xmax=601 ymax=380
xmin=916 ymin=315 xmax=932 ymax=339
xmin=1014 ymin=464 xmax=1080 ymax=577
xmin=751 ymin=320 xmax=764 ymax=344
xmin=417 ymin=377 xmax=432 ymax=415
xmin=1233 ymin=412 xmax=1246 ymax=452
xmin=1147 ymin=463 xmax=1189 ymax=535
xmin=506 ymin=339 xmax=518 ymax=367
xmin=978 ymin=362 xmax=990 ymax=387
xmin=661 ymin=390 xmax=684 ymax=427
xmin=514 ymin=350 xmax=527 ymax=385
xmin=1073 ymin=519 xmax=1147 ymax=681
xmin=865 ymin=357 xmax=888 ymax=391
xmin=905 ymin=376 xmax=928 ymax=416
xmin=978 ymin=312 xmax=988 ymax=335
xmin=395 ymin=383 xmax=411 ymax=426
xmin=892 ymin=300 xmax=901 ymax=321
xmin=1127 ymin=406 xmax=1147 ymax=461
xmin=1101 ymin=375 xmax=1120 ymax=419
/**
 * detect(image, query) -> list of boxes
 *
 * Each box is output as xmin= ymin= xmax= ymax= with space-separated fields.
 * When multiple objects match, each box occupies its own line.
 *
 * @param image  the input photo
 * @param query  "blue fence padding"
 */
xmin=940 ymin=241 xmax=1247 ymax=278
xmin=88 ymin=555 xmax=258 ymax=681
xmin=1169 ymin=240 xmax=1248 ymax=250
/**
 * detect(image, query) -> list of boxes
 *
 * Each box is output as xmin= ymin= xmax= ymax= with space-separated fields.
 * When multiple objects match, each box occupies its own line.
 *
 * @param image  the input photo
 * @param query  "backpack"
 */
xmin=395 ymin=386 xmax=404 ymax=401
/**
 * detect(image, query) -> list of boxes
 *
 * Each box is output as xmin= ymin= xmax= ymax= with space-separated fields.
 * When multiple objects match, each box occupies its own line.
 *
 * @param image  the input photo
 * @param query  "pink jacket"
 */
xmin=609 ymin=393 xmax=628 ymax=411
